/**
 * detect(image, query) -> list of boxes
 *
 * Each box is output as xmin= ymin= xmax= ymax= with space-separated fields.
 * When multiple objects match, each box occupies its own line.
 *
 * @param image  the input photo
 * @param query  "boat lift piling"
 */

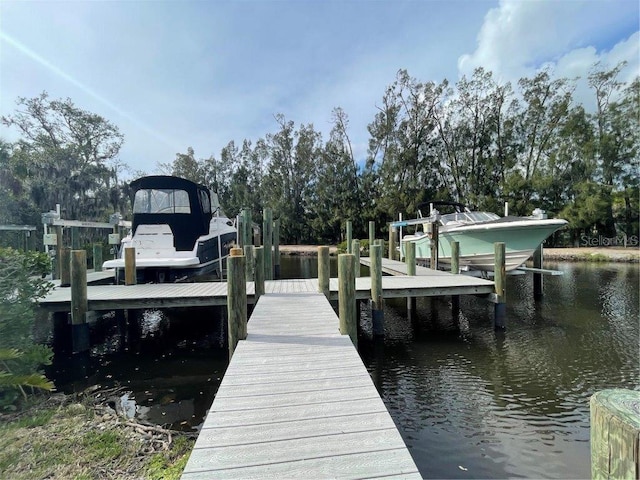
xmin=451 ymin=241 xmax=461 ymax=319
xmin=494 ymin=242 xmax=507 ymax=330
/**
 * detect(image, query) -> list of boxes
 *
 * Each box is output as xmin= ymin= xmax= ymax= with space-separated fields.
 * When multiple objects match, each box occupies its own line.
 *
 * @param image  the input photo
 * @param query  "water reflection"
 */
xmin=359 ymin=261 xmax=639 ymax=478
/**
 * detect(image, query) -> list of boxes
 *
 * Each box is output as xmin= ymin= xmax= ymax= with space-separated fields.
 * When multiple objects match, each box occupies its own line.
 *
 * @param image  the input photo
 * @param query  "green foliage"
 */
xmin=145 ymin=436 xmax=194 ymax=480
xmin=0 ymin=248 xmax=54 ymax=408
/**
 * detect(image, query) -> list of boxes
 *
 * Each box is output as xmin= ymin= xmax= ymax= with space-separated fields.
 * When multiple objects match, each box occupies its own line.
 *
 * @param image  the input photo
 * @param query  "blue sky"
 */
xmin=1 ymin=0 xmax=638 ymax=177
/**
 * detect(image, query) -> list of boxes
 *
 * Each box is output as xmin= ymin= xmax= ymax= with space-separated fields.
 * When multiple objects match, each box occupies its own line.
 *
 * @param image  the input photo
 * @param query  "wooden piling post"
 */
xmin=124 ymin=247 xmax=136 ymax=285
xmin=430 ymin=221 xmax=439 ymax=269
xmin=388 ymin=227 xmax=396 ymax=260
xmin=338 ymin=253 xmax=357 ymax=347
xmin=494 ymin=242 xmax=506 ymax=330
xmin=93 ymin=243 xmax=103 ymax=272
xmin=227 ymin=247 xmax=247 ymax=360
xmin=53 ymin=225 xmax=63 ymax=280
xmin=70 ymin=249 xmax=89 ymax=353
xmin=368 ymin=221 xmax=375 ymax=256
xmin=533 ymin=244 xmax=543 ymax=300
xmin=254 ymin=246 xmax=265 ymax=301
xmin=273 ymin=218 xmax=281 ymax=279
xmin=346 ymin=220 xmax=352 ymax=254
xmin=243 ymin=208 xmax=253 ymax=247
xmin=352 ymin=239 xmax=360 ymax=278
xmin=263 ymin=208 xmax=273 ymax=280
xmin=244 ymin=245 xmax=254 ymax=281
xmin=318 ymin=246 xmax=330 ymax=298
xmin=371 ymin=244 xmax=384 ymax=337
xmin=405 ymin=241 xmax=416 ymax=315
xmin=451 ymin=241 xmax=460 ymax=318
xmin=59 ymin=247 xmax=71 ymax=287
xmin=590 ymin=389 xmax=640 ymax=479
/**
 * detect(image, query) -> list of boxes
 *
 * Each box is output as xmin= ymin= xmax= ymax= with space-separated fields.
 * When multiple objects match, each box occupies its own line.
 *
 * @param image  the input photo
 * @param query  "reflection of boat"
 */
xmin=393 ymin=201 xmax=567 ymax=272
xmin=103 ymin=176 xmax=237 ymax=283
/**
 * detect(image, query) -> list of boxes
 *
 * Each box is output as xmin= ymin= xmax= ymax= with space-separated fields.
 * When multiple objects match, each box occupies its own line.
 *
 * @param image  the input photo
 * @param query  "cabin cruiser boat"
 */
xmin=103 ymin=176 xmax=237 ymax=283
xmin=392 ymin=201 xmax=567 ymax=272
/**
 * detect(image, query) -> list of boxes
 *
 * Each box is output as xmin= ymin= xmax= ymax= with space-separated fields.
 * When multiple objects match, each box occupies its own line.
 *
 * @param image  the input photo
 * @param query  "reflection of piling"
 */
xmin=494 ymin=242 xmax=506 ymax=330
xmin=318 ymin=246 xmax=330 ymax=298
xmin=370 ymin=244 xmax=384 ymax=337
xmin=227 ymin=248 xmax=247 ymax=360
xmin=338 ymin=253 xmax=356 ymax=347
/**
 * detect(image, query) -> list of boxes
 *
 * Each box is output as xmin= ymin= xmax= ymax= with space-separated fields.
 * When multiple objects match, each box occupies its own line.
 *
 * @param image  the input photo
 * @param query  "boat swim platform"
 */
xmin=180 ymin=292 xmax=421 ymax=479
xmin=37 ymin=266 xmax=496 ymax=312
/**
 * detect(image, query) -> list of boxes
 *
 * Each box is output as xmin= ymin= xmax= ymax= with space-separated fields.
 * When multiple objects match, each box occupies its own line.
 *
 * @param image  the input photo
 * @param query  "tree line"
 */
xmin=1 ymin=62 xmax=638 ymax=248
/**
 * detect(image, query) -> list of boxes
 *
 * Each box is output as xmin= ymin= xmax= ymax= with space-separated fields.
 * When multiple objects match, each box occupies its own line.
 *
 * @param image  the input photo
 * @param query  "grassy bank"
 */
xmin=0 ymin=392 xmax=194 ymax=480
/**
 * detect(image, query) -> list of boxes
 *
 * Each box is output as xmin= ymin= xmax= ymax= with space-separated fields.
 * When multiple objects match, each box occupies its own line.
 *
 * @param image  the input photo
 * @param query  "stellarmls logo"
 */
xmin=580 ymin=235 xmax=639 ymax=247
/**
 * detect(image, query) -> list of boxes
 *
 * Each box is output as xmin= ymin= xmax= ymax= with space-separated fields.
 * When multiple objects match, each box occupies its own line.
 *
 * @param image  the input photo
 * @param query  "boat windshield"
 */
xmin=133 ymin=189 xmax=191 ymax=214
xmin=440 ymin=211 xmax=499 ymax=225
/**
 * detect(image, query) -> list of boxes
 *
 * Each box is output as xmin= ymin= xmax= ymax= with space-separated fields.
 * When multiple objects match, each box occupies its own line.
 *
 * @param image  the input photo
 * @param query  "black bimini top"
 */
xmin=129 ymin=175 xmax=213 ymax=251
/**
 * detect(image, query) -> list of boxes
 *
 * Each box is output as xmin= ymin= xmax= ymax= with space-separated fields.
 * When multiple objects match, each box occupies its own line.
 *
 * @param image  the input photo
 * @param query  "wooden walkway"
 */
xmin=181 ymin=292 xmax=421 ymax=479
xmin=38 ymin=262 xmax=495 ymax=312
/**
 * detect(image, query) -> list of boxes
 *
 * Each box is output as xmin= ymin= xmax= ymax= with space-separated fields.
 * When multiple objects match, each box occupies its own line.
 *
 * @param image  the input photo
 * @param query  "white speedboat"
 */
xmin=104 ymin=176 xmax=237 ymax=283
xmin=393 ymin=201 xmax=567 ymax=272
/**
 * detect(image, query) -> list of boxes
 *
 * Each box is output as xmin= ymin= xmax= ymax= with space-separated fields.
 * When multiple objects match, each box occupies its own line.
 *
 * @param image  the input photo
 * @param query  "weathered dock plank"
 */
xmin=181 ymin=293 xmax=421 ymax=479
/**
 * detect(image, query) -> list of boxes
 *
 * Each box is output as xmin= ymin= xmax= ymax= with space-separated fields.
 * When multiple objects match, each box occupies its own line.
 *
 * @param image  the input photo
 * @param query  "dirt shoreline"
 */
xmin=278 ymin=245 xmax=640 ymax=262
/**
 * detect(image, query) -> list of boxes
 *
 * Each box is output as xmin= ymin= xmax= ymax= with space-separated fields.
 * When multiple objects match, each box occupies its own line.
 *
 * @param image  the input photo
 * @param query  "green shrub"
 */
xmin=0 ymin=248 xmax=55 ymax=409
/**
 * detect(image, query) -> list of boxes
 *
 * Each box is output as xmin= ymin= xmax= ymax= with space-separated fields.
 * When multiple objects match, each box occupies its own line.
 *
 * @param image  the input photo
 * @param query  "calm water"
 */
xmin=48 ymin=257 xmax=639 ymax=478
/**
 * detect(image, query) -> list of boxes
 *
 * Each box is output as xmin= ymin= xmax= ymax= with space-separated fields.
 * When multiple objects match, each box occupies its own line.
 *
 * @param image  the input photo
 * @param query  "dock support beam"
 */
xmin=70 ymin=249 xmax=89 ymax=353
xmin=494 ymin=242 xmax=506 ymax=331
xmin=533 ymin=245 xmax=543 ymax=300
xmin=318 ymin=246 xmax=330 ymax=298
xmin=227 ymin=248 xmax=247 ymax=359
xmin=370 ymin=244 xmax=384 ymax=337
xmin=254 ymin=246 xmax=265 ymax=302
xmin=338 ymin=253 xmax=357 ymax=347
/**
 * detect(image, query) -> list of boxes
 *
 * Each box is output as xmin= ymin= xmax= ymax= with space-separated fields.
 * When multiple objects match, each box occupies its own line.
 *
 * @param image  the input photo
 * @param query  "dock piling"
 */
xmin=93 ymin=243 xmax=103 ymax=272
xmin=254 ymin=246 xmax=265 ymax=301
xmin=533 ymin=245 xmax=543 ymax=300
xmin=494 ymin=242 xmax=507 ymax=330
xmin=124 ymin=247 xmax=136 ymax=285
xmin=370 ymin=244 xmax=384 ymax=337
xmin=388 ymin=227 xmax=396 ymax=261
xmin=429 ymin=221 xmax=439 ymax=269
xmin=451 ymin=241 xmax=460 ymax=318
xmin=263 ymin=208 xmax=273 ymax=280
xmin=70 ymin=249 xmax=89 ymax=353
xmin=244 ymin=245 xmax=254 ymax=281
xmin=59 ymin=247 xmax=71 ymax=287
xmin=338 ymin=253 xmax=357 ymax=347
xmin=318 ymin=246 xmax=330 ymax=298
xmin=352 ymin=239 xmax=360 ymax=278
xmin=346 ymin=220 xmax=352 ymax=254
xmin=273 ymin=218 xmax=280 ymax=279
xmin=227 ymin=247 xmax=247 ymax=359
xmin=368 ymin=221 xmax=375 ymax=255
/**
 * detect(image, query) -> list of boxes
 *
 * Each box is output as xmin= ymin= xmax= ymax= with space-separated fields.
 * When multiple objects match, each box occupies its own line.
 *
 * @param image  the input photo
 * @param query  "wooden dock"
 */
xmin=180 ymin=292 xmax=421 ymax=479
xmin=38 ymin=262 xmax=495 ymax=312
